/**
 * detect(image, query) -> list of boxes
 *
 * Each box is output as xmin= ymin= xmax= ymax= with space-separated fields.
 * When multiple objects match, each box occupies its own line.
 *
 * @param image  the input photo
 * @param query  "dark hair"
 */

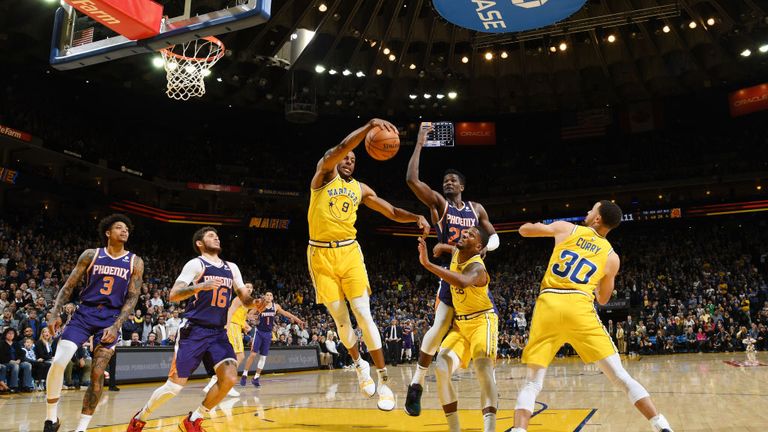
xmin=2 ymin=327 xmax=16 ymax=338
xmin=474 ymin=226 xmax=490 ymax=248
xmin=443 ymin=169 xmax=466 ymax=186
xmin=192 ymin=226 xmax=218 ymax=254
xmin=97 ymin=214 xmax=133 ymax=244
xmin=598 ymin=200 xmax=623 ymax=230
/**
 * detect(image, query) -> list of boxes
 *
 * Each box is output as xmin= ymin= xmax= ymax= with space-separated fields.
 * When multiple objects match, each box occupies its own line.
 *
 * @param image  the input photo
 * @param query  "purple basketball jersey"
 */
xmin=436 ymin=201 xmax=479 ymax=266
xmin=183 ymin=258 xmax=235 ymax=328
xmin=257 ymin=305 xmax=276 ymax=332
xmin=81 ymin=248 xmax=134 ymax=309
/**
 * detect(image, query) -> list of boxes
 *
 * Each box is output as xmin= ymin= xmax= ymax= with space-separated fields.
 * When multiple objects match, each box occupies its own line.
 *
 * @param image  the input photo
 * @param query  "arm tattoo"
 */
xmin=113 ymin=256 xmax=144 ymax=329
xmin=82 ymin=346 xmax=114 ymax=415
xmin=51 ymin=249 xmax=96 ymax=319
xmin=170 ymin=281 xmax=200 ymax=302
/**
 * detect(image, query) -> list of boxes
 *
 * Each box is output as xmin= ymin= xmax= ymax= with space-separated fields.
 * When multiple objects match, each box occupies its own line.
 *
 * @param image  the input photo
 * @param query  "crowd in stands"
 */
xmin=0 ymin=212 xmax=767 ymax=393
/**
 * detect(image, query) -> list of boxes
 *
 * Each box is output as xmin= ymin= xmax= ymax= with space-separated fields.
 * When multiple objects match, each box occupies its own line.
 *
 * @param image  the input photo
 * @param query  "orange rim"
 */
xmin=159 ymin=36 xmax=225 ymax=63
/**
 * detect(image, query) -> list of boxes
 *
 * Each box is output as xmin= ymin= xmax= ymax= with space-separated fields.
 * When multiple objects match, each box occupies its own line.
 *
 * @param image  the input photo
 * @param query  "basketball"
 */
xmin=365 ymin=126 xmax=400 ymax=161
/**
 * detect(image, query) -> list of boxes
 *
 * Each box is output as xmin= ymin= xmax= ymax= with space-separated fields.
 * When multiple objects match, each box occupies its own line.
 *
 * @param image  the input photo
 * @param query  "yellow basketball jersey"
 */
xmin=231 ymin=305 xmax=248 ymax=327
xmin=540 ymin=225 xmax=613 ymax=298
xmin=449 ymin=252 xmax=494 ymax=316
xmin=308 ymin=175 xmax=362 ymax=242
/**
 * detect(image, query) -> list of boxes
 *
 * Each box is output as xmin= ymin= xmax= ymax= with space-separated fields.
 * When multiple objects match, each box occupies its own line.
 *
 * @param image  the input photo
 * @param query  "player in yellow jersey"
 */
xmin=417 ymin=226 xmax=497 ymax=432
xmin=307 ymin=118 xmax=429 ymax=411
xmin=510 ymin=201 xmax=674 ymax=432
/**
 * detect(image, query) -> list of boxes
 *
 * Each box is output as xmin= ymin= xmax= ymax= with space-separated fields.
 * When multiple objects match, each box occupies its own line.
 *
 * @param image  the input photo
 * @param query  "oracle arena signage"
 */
xmin=432 ymin=0 xmax=587 ymax=33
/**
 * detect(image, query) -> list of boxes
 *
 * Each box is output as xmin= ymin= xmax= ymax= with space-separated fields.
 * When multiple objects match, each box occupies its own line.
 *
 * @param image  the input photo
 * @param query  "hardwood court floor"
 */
xmin=2 ymin=352 xmax=766 ymax=432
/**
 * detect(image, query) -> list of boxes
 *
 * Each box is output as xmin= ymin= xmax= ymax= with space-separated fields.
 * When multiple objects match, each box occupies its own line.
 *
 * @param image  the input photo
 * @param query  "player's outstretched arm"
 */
xmin=519 ymin=220 xmax=573 ymax=238
xmin=102 ymin=256 xmax=144 ymax=344
xmin=473 ymin=202 xmax=499 ymax=252
xmin=406 ymin=122 xmax=445 ymax=219
xmin=311 ymin=118 xmax=398 ymax=189
xmin=49 ymin=248 xmax=97 ymax=334
xmin=595 ymin=253 xmax=620 ymax=305
xmin=361 ymin=183 xmax=430 ymax=236
xmin=276 ymin=304 xmax=304 ymax=326
xmin=417 ymin=238 xmax=488 ymax=288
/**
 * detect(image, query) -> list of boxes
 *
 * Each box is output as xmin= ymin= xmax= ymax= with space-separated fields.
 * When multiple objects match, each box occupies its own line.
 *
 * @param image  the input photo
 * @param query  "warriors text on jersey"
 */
xmin=308 ymin=175 xmax=362 ymax=242
xmin=540 ymin=225 xmax=613 ymax=299
xmin=82 ymin=247 xmax=135 ymax=309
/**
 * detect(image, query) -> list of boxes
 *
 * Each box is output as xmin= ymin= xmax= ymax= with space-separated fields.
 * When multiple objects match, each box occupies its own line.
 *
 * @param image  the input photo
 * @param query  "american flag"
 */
xmin=560 ymin=108 xmax=612 ymax=140
xmin=72 ymin=28 xmax=95 ymax=47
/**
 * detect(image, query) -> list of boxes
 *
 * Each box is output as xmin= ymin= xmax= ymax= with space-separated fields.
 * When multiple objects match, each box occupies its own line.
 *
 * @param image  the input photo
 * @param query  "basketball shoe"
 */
xmin=126 ymin=413 xmax=146 ymax=432
xmin=43 ymin=419 xmax=60 ymax=432
xmin=355 ymin=359 xmax=375 ymax=397
xmin=376 ymin=383 xmax=395 ymax=411
xmin=179 ymin=412 xmax=206 ymax=432
xmin=404 ymin=383 xmax=423 ymax=416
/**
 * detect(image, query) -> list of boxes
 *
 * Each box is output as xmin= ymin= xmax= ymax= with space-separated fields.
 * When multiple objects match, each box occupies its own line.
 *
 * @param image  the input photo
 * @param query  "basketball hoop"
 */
xmin=159 ymin=36 xmax=225 ymax=100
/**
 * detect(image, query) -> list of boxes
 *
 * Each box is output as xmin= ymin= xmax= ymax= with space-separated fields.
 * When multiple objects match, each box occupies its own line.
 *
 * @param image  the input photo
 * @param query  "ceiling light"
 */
xmin=688 ymin=21 xmax=697 ymax=29
xmin=201 ymin=69 xmax=211 ymax=77
xmin=318 ymin=3 xmax=327 ymax=12
xmin=448 ymin=91 xmax=457 ymax=99
xmin=342 ymin=69 xmax=352 ymax=76
xmin=424 ymin=93 xmax=431 ymax=99
xmin=409 ymin=94 xmax=418 ymax=100
xmin=369 ymin=40 xmax=377 ymax=47
xmin=662 ymin=25 xmax=671 ymax=33
xmin=758 ymin=185 xmax=763 ymax=191
xmin=290 ymin=33 xmax=298 ymax=41
xmin=216 ymin=77 xmax=222 ymax=82
xmin=759 ymin=44 xmax=768 ymax=53
xmin=607 ymin=34 xmax=616 ymax=43
xmin=184 ymin=65 xmax=196 ymax=74
xmin=409 ymin=63 xmax=416 ymax=70
xmin=500 ymin=51 xmax=508 ymax=59
xmin=707 ymin=17 xmax=716 ymax=26
xmin=383 ymin=48 xmax=391 ymax=55
xmin=376 ymin=68 xmax=383 ymax=75
xmin=559 ymin=42 xmax=567 ymax=51
xmin=388 ymin=54 xmax=396 ymax=61
xmin=315 ymin=64 xmax=326 ymax=73
xmin=461 ymin=56 xmax=469 ymax=64
xmin=151 ymin=56 xmax=164 ymax=68
xmin=436 ymin=93 xmax=445 ymax=99
xmin=484 ymin=51 xmax=493 ymax=60
xmin=328 ymin=69 xmax=337 ymax=75
xmin=549 ymin=46 xmax=557 ymax=53
xmin=741 ymin=49 xmax=752 ymax=57
xmin=356 ymin=71 xmax=365 ymax=77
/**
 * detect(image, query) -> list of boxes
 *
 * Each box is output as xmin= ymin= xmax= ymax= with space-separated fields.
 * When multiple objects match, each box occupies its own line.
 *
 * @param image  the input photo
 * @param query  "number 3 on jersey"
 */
xmin=551 ymin=250 xmax=597 ymax=284
xmin=100 ymin=276 xmax=114 ymax=295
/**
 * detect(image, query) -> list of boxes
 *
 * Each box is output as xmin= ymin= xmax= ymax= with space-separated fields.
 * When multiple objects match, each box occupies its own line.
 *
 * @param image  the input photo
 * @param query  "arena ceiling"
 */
xmin=4 ymin=0 xmax=768 ymax=116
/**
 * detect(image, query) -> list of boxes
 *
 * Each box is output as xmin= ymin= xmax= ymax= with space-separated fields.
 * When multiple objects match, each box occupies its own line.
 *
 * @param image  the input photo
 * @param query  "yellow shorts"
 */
xmin=227 ymin=323 xmax=244 ymax=354
xmin=440 ymin=311 xmax=498 ymax=369
xmin=522 ymin=291 xmax=617 ymax=367
xmin=307 ymin=241 xmax=371 ymax=305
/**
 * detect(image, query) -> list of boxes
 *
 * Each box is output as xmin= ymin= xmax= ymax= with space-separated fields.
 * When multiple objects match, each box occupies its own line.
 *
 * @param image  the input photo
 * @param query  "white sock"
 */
xmin=376 ymin=367 xmax=389 ymax=385
xmin=253 ymin=372 xmax=260 ymax=379
xmin=241 ymin=370 xmax=248 ymax=377
xmin=650 ymin=414 xmax=671 ymax=430
xmin=445 ymin=411 xmax=460 ymax=432
xmin=483 ymin=412 xmax=496 ymax=432
xmin=354 ymin=356 xmax=366 ymax=367
xmin=190 ymin=405 xmax=210 ymax=422
xmin=77 ymin=414 xmax=92 ymax=431
xmin=411 ymin=365 xmax=428 ymax=386
xmin=46 ymin=402 xmax=58 ymax=422
xmin=509 ymin=428 xmax=526 ymax=432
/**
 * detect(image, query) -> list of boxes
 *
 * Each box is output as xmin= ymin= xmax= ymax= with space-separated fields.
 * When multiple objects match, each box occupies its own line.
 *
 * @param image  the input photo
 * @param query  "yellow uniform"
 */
xmin=440 ymin=252 xmax=498 ymax=368
xmin=227 ymin=306 xmax=248 ymax=354
xmin=523 ymin=225 xmax=617 ymax=367
xmin=306 ymin=174 xmax=371 ymax=304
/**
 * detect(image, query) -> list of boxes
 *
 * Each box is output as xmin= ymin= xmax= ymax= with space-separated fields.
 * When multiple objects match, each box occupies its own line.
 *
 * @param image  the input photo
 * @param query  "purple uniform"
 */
xmin=402 ymin=326 xmax=414 ymax=349
xmin=61 ymin=248 xmax=135 ymax=349
xmin=251 ymin=304 xmax=276 ymax=356
xmin=435 ymin=201 xmax=479 ymax=306
xmin=173 ymin=257 xmax=242 ymax=378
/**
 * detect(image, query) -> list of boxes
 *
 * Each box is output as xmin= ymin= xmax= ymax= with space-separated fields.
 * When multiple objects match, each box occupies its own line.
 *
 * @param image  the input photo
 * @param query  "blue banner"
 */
xmin=433 ymin=0 xmax=587 ymax=33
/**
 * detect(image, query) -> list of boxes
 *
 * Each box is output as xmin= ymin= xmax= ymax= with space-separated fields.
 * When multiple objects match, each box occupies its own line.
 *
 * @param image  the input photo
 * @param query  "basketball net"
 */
xmin=159 ymin=36 xmax=224 ymax=100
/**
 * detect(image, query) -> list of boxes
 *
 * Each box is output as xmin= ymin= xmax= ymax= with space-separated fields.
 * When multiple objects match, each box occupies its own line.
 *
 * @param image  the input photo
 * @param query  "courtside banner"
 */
xmin=432 ymin=0 xmax=587 ymax=33
xmin=63 ymin=0 xmax=163 ymax=40
xmin=0 ymin=124 xmax=32 ymax=142
xmin=455 ymin=122 xmax=496 ymax=146
xmin=187 ymin=182 xmax=243 ymax=193
xmin=729 ymin=83 xmax=768 ymax=117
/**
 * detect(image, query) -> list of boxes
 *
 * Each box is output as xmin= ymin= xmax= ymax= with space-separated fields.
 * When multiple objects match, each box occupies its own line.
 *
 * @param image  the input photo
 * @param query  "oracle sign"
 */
xmin=432 ymin=0 xmax=587 ymax=33
xmin=729 ymin=83 xmax=768 ymax=117
xmin=455 ymin=122 xmax=496 ymax=146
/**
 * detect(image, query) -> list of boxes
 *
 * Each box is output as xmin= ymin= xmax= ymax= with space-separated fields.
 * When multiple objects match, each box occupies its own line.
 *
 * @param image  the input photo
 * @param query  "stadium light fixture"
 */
xmin=461 ymin=56 xmax=469 ymax=64
xmin=760 ymin=44 xmax=768 ymax=53
xmin=388 ymin=54 xmax=396 ymax=62
xmin=607 ymin=34 xmax=616 ymax=43
xmin=409 ymin=94 xmax=418 ymax=100
xmin=688 ymin=21 xmax=697 ymax=29
xmin=356 ymin=71 xmax=365 ymax=78
xmin=662 ymin=25 xmax=671 ymax=33
xmin=741 ymin=49 xmax=752 ymax=57
xmin=328 ymin=69 xmax=337 ymax=75
xmin=342 ymin=69 xmax=352 ymax=76
xmin=409 ymin=63 xmax=416 ymax=70
xmin=707 ymin=17 xmax=715 ymax=26
xmin=315 ymin=65 xmax=326 ymax=73
xmin=151 ymin=56 xmax=164 ymax=69
xmin=485 ymin=52 xmax=493 ymax=60
xmin=501 ymin=51 xmax=508 ymax=59
xmin=424 ymin=93 xmax=432 ymax=99
xmin=376 ymin=69 xmax=383 ymax=75
xmin=383 ymin=48 xmax=391 ymax=55
xmin=559 ymin=42 xmax=568 ymax=51
xmin=549 ymin=46 xmax=557 ymax=53
xmin=448 ymin=91 xmax=457 ymax=99
xmin=436 ymin=94 xmax=445 ymax=99
xmin=318 ymin=3 xmax=328 ymax=12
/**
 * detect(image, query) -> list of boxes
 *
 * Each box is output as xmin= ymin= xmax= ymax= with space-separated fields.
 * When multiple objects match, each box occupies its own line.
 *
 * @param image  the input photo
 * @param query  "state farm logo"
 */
xmin=733 ymin=94 xmax=768 ymax=107
xmin=0 ymin=126 xmax=22 ymax=140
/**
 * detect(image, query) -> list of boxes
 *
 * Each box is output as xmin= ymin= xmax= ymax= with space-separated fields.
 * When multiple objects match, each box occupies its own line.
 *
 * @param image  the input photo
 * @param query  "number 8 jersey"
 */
xmin=177 ymin=257 xmax=244 ymax=328
xmin=540 ymin=225 xmax=613 ymax=299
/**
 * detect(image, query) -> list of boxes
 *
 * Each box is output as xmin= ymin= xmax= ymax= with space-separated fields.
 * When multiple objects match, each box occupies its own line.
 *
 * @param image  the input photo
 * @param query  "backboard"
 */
xmin=50 ymin=0 xmax=271 ymax=70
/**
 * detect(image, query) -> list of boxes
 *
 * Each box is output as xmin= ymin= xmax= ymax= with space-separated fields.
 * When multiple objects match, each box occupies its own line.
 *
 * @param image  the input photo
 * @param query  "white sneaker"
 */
xmin=376 ymin=384 xmax=395 ymax=411
xmin=354 ymin=359 xmax=376 ymax=398
xmin=227 ymin=387 xmax=240 ymax=397
xmin=203 ymin=376 xmax=217 ymax=393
